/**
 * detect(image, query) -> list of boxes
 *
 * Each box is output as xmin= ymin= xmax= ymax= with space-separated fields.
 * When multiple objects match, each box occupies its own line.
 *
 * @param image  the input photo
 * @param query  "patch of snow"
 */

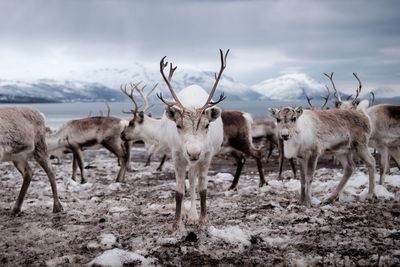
xmin=100 ymin=233 xmax=117 ymax=249
xmin=88 ymin=248 xmax=154 ymax=267
xmin=208 ymin=226 xmax=251 ymax=248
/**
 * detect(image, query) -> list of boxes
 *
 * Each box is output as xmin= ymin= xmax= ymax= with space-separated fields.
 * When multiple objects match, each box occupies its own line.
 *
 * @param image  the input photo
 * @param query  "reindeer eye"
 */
xmin=176 ymin=124 xmax=182 ymax=129
xmin=129 ymin=121 xmax=135 ymax=127
xmin=291 ymin=117 xmax=296 ymax=122
xmin=205 ymin=124 xmax=210 ymax=129
xmin=276 ymin=118 xmax=281 ymax=123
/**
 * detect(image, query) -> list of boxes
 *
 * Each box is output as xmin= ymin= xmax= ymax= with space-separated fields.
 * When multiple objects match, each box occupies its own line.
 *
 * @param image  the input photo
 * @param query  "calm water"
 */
xmin=0 ymin=99 xmax=326 ymax=128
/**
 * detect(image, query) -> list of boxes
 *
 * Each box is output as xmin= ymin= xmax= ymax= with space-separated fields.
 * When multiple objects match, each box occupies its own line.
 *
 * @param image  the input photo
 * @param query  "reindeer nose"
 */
xmin=187 ymin=150 xmax=201 ymax=161
xmin=281 ymin=134 xmax=289 ymax=141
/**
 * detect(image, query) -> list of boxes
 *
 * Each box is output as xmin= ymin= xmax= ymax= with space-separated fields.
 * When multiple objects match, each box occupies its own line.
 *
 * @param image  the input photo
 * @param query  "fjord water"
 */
xmin=1 ymin=100 xmax=314 ymax=128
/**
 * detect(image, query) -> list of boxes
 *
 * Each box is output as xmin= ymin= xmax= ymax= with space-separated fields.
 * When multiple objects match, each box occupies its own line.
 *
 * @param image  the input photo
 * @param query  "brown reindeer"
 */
xmin=221 ymin=111 xmax=266 ymax=190
xmin=251 ymin=119 xmax=297 ymax=180
xmin=47 ymin=116 xmax=130 ymax=183
xmin=1 ymin=107 xmax=63 ymax=214
xmin=270 ymin=106 xmax=376 ymax=207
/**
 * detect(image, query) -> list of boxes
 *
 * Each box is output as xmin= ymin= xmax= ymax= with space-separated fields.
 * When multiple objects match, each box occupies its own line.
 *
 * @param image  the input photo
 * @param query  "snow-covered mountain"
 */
xmin=0 ymin=66 xmax=395 ymax=103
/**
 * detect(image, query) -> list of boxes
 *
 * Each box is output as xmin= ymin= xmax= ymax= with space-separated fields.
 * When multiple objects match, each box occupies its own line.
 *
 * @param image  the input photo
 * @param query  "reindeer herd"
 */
xmin=1 ymin=49 xmax=399 ymax=234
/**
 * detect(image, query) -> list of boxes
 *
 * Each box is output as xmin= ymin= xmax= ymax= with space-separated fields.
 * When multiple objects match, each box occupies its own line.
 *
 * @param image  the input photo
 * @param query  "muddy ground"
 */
xmin=0 ymin=141 xmax=399 ymax=266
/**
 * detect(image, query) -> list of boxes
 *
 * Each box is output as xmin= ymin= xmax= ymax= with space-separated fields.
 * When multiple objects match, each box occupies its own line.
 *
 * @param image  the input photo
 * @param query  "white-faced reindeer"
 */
xmin=47 ymin=116 xmax=130 ymax=183
xmin=251 ymin=120 xmax=297 ymax=180
xmin=0 ymin=107 xmax=63 ymax=214
xmin=269 ymin=106 xmax=376 ymax=207
xmin=138 ymin=109 xmax=268 ymax=190
xmin=155 ymin=50 xmax=228 ymax=233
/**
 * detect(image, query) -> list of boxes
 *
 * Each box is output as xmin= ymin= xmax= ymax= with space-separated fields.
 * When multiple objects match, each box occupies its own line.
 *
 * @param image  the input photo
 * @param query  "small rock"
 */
xmin=99 ymin=218 xmax=106 ymax=223
xmin=185 ymin=232 xmax=198 ymax=242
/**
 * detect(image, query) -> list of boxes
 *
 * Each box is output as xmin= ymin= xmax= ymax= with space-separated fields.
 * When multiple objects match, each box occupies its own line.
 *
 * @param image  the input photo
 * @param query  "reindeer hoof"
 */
xmin=186 ymin=212 xmax=199 ymax=226
xmin=258 ymin=180 xmax=266 ymax=188
xmin=11 ymin=206 xmax=21 ymax=215
xmin=198 ymin=216 xmax=209 ymax=232
xmin=366 ymin=193 xmax=377 ymax=201
xmin=53 ymin=202 xmax=63 ymax=213
xmin=321 ymin=196 xmax=337 ymax=206
xmin=168 ymin=221 xmax=185 ymax=235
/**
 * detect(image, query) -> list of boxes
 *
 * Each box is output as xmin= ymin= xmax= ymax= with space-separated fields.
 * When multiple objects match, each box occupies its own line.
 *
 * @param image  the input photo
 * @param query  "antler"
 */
xmin=130 ymin=82 xmax=158 ymax=113
xmin=369 ymin=91 xmax=375 ymax=106
xmin=321 ymin=85 xmax=330 ymax=109
xmin=120 ymin=83 xmax=139 ymax=116
xmin=197 ymin=49 xmax=229 ymax=114
xmin=324 ymin=72 xmax=342 ymax=102
xmin=305 ymin=95 xmax=313 ymax=108
xmin=159 ymin=56 xmax=185 ymax=110
xmin=352 ymin=73 xmax=362 ymax=105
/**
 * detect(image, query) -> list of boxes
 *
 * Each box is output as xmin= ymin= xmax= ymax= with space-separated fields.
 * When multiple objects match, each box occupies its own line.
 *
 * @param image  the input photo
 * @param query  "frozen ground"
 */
xmin=0 ymin=144 xmax=400 ymax=266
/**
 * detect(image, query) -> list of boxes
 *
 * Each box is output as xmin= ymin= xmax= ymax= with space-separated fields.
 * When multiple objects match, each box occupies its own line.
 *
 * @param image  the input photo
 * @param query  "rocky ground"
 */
xmin=0 ymin=142 xmax=399 ymax=266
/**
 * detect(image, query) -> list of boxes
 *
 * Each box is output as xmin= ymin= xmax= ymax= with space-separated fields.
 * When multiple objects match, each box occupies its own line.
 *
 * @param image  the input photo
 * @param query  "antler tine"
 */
xmin=324 ymin=72 xmax=341 ymax=102
xmin=369 ymin=92 xmax=375 ymax=106
xmin=105 ymin=101 xmax=111 ymax=117
xmin=321 ymin=85 xmax=330 ymax=109
xmin=199 ymin=49 xmax=229 ymax=113
xmin=156 ymin=92 xmax=176 ymax=108
xmin=120 ymin=84 xmax=139 ymax=115
xmin=305 ymin=95 xmax=313 ymax=108
xmin=146 ymin=83 xmax=159 ymax=98
xmin=352 ymin=72 xmax=362 ymax=104
xmin=160 ymin=56 xmax=184 ymax=109
xmin=130 ymin=82 xmax=149 ymax=112
xmin=204 ymin=92 xmax=226 ymax=110
xmin=346 ymin=94 xmax=353 ymax=101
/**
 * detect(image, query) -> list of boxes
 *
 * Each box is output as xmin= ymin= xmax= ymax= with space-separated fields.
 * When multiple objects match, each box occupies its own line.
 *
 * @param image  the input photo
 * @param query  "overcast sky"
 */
xmin=0 ymin=0 xmax=399 ymax=94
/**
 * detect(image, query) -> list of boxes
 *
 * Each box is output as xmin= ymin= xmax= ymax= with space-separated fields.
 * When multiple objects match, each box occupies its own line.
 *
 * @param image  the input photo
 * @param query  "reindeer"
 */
xmin=269 ymin=106 xmax=376 ymax=207
xmin=251 ymin=120 xmax=297 ymax=180
xmin=362 ymin=104 xmax=400 ymax=185
xmin=155 ymin=50 xmax=227 ymax=233
xmin=47 ymin=116 xmax=130 ymax=183
xmin=220 ymin=110 xmax=266 ymax=190
xmin=0 ymin=107 xmax=63 ymax=214
xmin=324 ymin=72 xmax=362 ymax=110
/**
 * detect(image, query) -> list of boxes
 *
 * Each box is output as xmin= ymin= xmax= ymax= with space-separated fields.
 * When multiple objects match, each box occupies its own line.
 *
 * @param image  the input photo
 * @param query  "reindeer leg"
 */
xmin=266 ymin=140 xmax=274 ymax=163
xmin=298 ymin=158 xmax=307 ymax=205
xmin=145 ymin=154 xmax=152 ymax=167
xmin=124 ymin=141 xmax=131 ymax=172
xmin=197 ymin=158 xmax=211 ymax=232
xmin=357 ymin=146 xmax=376 ymax=200
xmin=169 ymin=156 xmax=187 ymax=235
xmin=71 ymin=154 xmax=78 ymax=182
xmin=70 ymin=144 xmax=86 ymax=184
xmin=378 ymin=146 xmax=389 ymax=185
xmin=277 ymin=139 xmax=285 ymax=180
xmin=248 ymin=148 xmax=266 ymax=187
xmin=186 ymin=168 xmax=199 ymax=225
xmin=12 ymin=159 xmax=32 ymax=214
xmin=304 ymin=153 xmax=318 ymax=207
xmin=33 ymin=145 xmax=63 ymax=213
xmin=289 ymin=158 xmax=297 ymax=179
xmin=102 ymin=140 xmax=127 ymax=183
xmin=156 ymin=155 xmax=167 ymax=171
xmin=322 ymin=153 xmax=355 ymax=205
xmin=229 ymin=151 xmax=245 ymax=190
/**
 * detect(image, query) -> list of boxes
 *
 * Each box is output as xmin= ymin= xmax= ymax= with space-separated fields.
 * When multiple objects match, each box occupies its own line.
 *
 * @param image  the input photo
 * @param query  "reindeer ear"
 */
xmin=335 ymin=100 xmax=342 ymax=109
xmin=294 ymin=107 xmax=303 ymax=116
xmin=205 ymin=106 xmax=221 ymax=122
xmin=269 ymin=108 xmax=279 ymax=118
xmin=165 ymin=106 xmax=180 ymax=122
xmin=137 ymin=111 xmax=144 ymax=124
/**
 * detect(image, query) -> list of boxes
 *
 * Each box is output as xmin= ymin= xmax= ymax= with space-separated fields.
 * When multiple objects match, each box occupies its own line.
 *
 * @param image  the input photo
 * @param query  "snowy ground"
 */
xmin=0 ymin=144 xmax=400 ymax=266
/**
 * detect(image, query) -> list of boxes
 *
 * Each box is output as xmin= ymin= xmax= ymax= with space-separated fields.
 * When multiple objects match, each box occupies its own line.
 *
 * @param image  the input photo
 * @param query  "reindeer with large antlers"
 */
xmin=324 ymin=72 xmax=362 ymax=109
xmin=154 ymin=50 xmax=228 ymax=233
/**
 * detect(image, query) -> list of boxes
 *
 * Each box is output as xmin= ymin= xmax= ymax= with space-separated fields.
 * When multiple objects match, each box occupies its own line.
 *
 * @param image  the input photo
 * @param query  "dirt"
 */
xmin=0 ymin=141 xmax=399 ymax=266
